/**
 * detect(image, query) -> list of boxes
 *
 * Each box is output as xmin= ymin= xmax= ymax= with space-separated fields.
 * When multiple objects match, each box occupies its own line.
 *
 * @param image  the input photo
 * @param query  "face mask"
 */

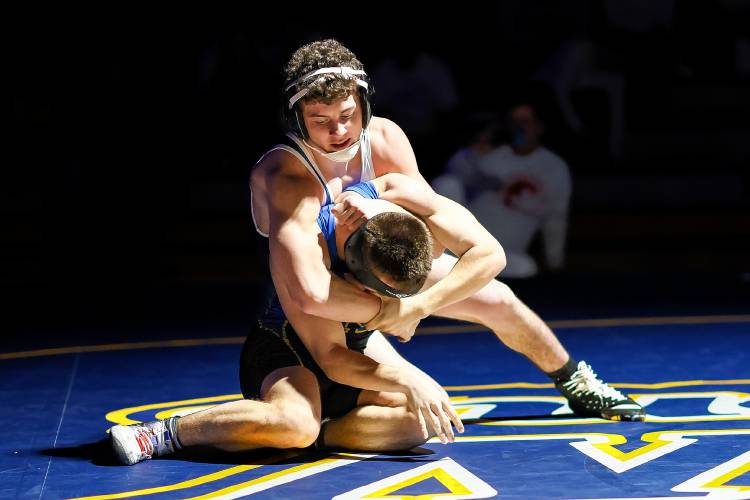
xmin=511 ymin=127 xmax=528 ymax=148
xmin=304 ymin=133 xmax=362 ymax=163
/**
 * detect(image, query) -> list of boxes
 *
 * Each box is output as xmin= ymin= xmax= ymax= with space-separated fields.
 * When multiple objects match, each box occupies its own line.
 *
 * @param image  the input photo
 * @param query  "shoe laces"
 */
xmin=562 ymin=361 xmax=625 ymax=401
xmin=133 ymin=426 xmax=156 ymax=459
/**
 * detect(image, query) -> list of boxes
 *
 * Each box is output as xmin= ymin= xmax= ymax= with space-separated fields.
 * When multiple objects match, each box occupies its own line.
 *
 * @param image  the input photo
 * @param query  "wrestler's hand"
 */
xmin=365 ymin=295 xmax=427 ymax=343
xmin=332 ymin=192 xmax=381 ymax=228
xmin=403 ymin=373 xmax=463 ymax=444
xmin=409 ymin=365 xmax=452 ymax=401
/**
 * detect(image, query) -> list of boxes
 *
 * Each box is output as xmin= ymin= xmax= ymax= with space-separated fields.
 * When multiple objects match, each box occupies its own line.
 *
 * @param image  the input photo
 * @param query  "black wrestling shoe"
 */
xmin=555 ymin=361 xmax=645 ymax=421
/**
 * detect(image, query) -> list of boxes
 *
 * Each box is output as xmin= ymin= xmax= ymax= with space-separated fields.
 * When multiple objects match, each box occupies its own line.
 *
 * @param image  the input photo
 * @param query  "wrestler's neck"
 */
xmin=308 ymin=144 xmax=363 ymax=182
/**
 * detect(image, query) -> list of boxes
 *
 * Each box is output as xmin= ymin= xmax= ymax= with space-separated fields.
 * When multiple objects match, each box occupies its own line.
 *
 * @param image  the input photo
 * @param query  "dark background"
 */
xmin=3 ymin=2 xmax=749 ymax=345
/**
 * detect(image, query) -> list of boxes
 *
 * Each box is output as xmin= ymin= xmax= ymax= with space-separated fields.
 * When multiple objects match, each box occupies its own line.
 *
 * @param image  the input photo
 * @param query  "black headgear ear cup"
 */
xmin=281 ymin=90 xmax=308 ymax=139
xmin=283 ymin=67 xmax=374 ymax=139
xmin=290 ymin=106 xmax=308 ymax=140
xmin=359 ymin=83 xmax=373 ymax=129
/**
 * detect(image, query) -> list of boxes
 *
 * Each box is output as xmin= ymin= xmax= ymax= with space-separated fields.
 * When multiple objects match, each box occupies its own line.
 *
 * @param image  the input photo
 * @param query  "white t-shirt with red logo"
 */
xmin=470 ymin=145 xmax=572 ymax=274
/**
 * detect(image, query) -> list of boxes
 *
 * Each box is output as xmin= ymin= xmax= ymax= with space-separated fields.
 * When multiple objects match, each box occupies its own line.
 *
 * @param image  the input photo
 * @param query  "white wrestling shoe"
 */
xmin=110 ymin=419 xmax=178 ymax=465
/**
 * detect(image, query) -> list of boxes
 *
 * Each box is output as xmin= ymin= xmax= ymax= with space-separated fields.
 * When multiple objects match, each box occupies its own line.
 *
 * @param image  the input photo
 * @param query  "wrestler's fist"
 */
xmin=365 ymin=295 xmax=426 ymax=342
xmin=332 ymin=192 xmax=381 ymax=228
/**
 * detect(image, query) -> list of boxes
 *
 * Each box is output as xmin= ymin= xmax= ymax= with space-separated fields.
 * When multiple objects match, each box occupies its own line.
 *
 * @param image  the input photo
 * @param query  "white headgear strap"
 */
xmin=287 ymin=66 xmax=369 ymax=109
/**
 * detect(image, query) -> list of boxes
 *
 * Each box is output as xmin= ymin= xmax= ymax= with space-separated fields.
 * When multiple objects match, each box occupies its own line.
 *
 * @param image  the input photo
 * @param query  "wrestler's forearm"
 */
xmin=416 ymin=245 xmax=505 ymax=316
xmin=373 ymin=172 xmax=505 ymax=314
xmin=269 ymin=236 xmax=380 ymax=324
xmin=365 ymin=332 xmax=448 ymax=398
xmin=321 ymin=346 xmax=407 ymax=394
xmin=278 ymin=286 xmax=403 ymax=391
xmin=299 ymin=274 xmax=381 ymax=324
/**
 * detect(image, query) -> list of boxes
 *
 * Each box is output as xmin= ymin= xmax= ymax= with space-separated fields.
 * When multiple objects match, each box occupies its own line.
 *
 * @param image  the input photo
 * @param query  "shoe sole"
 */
xmin=568 ymin=403 xmax=646 ymax=422
xmin=602 ymin=406 xmax=647 ymax=422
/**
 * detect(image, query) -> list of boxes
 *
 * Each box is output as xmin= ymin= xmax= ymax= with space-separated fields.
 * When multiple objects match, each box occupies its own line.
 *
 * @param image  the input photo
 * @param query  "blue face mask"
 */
xmin=511 ymin=127 xmax=528 ymax=148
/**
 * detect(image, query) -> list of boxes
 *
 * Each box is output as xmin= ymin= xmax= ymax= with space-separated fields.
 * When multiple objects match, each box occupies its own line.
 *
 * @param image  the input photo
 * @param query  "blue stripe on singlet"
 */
xmin=316 ymin=180 xmax=379 ymax=275
xmin=343 ymin=180 xmax=378 ymax=199
xmin=316 ymin=204 xmax=342 ymax=273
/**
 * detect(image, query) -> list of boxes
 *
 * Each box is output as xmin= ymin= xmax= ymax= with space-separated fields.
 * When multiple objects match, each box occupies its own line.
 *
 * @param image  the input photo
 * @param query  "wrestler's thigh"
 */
xmin=325 ymin=401 xmax=427 ymax=451
xmin=261 ymin=365 xmax=323 ymax=424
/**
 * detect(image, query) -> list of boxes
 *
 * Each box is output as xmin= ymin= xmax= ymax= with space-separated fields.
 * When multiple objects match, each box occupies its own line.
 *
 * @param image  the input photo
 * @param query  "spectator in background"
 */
xmin=431 ymin=111 xmax=504 ymax=206
xmin=469 ymin=103 xmax=572 ymax=278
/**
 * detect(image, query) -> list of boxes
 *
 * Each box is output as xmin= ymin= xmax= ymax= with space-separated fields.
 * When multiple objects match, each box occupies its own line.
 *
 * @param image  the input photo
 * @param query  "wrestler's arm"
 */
xmin=364 ymin=331 xmax=450 ymax=399
xmin=267 ymin=167 xmax=380 ymax=324
xmin=374 ymin=173 xmax=506 ymax=316
xmin=275 ymin=289 xmax=404 ymax=395
xmin=273 ymin=281 xmax=460 ymax=443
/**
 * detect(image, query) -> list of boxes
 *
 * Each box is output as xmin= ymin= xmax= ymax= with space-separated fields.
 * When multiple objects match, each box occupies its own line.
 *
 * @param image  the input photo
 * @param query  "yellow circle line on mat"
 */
xmin=106 ymin=394 xmax=243 ymax=425
xmin=69 ymin=450 xmax=299 ymax=500
xmin=443 ymin=379 xmax=750 ymax=391
xmin=2 ymin=314 xmax=749 ymax=361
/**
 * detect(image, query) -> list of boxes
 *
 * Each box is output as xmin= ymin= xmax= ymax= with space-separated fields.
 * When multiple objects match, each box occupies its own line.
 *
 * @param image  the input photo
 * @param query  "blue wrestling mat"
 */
xmin=3 ymin=314 xmax=750 ymax=499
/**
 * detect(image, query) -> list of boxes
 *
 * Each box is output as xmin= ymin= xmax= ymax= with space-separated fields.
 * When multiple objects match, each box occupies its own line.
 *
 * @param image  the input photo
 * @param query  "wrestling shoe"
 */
xmin=555 ymin=361 xmax=645 ymax=421
xmin=110 ymin=418 xmax=180 ymax=465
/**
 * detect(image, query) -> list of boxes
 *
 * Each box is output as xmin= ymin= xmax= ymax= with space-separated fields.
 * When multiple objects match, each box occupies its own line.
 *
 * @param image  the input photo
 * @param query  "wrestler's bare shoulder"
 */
xmin=253 ymin=148 xmax=318 ymax=185
xmin=368 ymin=116 xmax=408 ymax=148
xmin=368 ymin=116 xmax=423 ymax=178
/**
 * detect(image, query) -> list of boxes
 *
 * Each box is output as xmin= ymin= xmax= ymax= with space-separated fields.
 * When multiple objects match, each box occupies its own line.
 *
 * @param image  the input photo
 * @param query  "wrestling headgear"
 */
xmin=283 ymin=66 xmax=373 ymax=140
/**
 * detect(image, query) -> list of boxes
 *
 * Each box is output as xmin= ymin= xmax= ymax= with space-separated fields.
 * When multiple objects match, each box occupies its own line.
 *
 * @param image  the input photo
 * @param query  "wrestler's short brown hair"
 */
xmin=283 ymin=39 xmax=363 ymax=104
xmin=361 ymin=212 xmax=433 ymax=294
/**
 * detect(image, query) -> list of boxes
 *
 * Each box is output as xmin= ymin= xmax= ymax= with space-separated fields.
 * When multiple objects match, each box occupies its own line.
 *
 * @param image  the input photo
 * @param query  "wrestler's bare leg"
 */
xmin=324 ymin=390 xmax=430 ymax=451
xmin=177 ymin=366 xmax=323 ymax=451
xmin=419 ymin=254 xmax=644 ymax=422
xmin=425 ymin=253 xmax=569 ymax=373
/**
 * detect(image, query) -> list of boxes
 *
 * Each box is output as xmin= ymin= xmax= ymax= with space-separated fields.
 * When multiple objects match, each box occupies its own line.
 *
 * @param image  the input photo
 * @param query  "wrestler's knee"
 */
xmin=272 ymin=403 xmax=321 ymax=448
xmin=473 ymin=280 xmax=521 ymax=322
xmin=285 ymin=423 xmax=320 ymax=449
xmin=490 ymin=280 xmax=519 ymax=306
